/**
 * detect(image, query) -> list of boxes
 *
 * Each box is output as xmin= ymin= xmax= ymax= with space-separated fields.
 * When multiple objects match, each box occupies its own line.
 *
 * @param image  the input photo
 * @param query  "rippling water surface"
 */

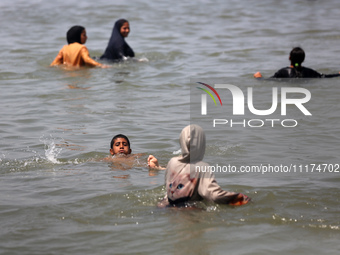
xmin=1 ymin=0 xmax=340 ymax=254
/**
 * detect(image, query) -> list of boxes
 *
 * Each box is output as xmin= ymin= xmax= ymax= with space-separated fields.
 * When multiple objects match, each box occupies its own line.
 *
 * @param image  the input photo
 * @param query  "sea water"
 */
xmin=0 ymin=0 xmax=339 ymax=254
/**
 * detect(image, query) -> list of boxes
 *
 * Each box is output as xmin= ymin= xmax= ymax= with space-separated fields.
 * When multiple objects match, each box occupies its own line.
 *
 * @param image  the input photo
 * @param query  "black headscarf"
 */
xmin=100 ymin=19 xmax=135 ymax=61
xmin=67 ymin=25 xmax=85 ymax=44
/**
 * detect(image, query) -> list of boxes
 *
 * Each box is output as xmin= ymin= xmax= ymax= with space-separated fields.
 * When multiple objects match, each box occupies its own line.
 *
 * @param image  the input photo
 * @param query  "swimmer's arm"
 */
xmin=253 ymin=72 xmax=274 ymax=79
xmin=147 ymin=155 xmax=166 ymax=170
xmin=322 ymin=72 xmax=340 ymax=78
xmin=254 ymin=70 xmax=285 ymax=79
xmin=50 ymin=49 xmax=63 ymax=66
xmin=80 ymin=47 xmax=110 ymax=68
xmin=198 ymin=172 xmax=250 ymax=205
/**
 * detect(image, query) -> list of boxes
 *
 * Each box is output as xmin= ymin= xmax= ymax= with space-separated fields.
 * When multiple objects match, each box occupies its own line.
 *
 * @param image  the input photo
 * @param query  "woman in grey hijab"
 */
xmin=149 ymin=124 xmax=250 ymax=207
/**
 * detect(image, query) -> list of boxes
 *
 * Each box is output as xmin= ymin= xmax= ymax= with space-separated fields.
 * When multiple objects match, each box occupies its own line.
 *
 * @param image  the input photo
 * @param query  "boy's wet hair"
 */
xmin=290 ymin=47 xmax=305 ymax=67
xmin=110 ymin=134 xmax=131 ymax=149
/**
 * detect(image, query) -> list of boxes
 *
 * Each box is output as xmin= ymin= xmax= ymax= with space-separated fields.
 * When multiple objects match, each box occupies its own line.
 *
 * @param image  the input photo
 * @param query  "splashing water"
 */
xmin=172 ymin=149 xmax=181 ymax=155
xmin=40 ymin=135 xmax=62 ymax=164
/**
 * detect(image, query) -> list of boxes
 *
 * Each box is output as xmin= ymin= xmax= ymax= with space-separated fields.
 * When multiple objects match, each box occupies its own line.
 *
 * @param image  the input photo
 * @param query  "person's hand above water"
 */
xmin=147 ymin=155 xmax=159 ymax=168
xmin=254 ymin=72 xmax=262 ymax=78
xmin=228 ymin=193 xmax=251 ymax=206
xmin=147 ymin=155 xmax=165 ymax=170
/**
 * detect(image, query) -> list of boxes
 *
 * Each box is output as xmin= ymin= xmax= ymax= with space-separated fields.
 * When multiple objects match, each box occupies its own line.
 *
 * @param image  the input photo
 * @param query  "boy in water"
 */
xmin=102 ymin=134 xmax=135 ymax=170
xmin=105 ymin=134 xmax=164 ymax=174
xmin=110 ymin=134 xmax=132 ymax=156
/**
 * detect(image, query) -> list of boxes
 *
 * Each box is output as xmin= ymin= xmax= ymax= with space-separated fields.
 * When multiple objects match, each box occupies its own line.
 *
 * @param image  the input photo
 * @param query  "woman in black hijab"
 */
xmin=100 ymin=19 xmax=135 ymax=61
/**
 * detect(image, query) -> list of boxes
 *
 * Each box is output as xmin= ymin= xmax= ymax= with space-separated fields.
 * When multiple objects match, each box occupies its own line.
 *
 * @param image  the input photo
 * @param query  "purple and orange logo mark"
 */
xmin=196 ymin=82 xmax=222 ymax=115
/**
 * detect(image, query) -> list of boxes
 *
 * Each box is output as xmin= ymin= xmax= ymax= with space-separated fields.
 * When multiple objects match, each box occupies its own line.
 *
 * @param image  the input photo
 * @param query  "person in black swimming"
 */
xmin=100 ymin=19 xmax=135 ymax=61
xmin=254 ymin=47 xmax=340 ymax=78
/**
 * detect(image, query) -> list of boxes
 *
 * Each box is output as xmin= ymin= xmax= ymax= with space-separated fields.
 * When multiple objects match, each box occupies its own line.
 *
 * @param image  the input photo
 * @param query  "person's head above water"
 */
xmin=113 ymin=19 xmax=130 ymax=38
xmin=118 ymin=19 xmax=130 ymax=38
xmin=100 ymin=18 xmax=134 ymax=60
xmin=110 ymin=134 xmax=132 ymax=155
xmin=289 ymin=47 xmax=305 ymax=68
xmin=66 ymin=25 xmax=86 ymax=44
xmin=179 ymin=124 xmax=206 ymax=163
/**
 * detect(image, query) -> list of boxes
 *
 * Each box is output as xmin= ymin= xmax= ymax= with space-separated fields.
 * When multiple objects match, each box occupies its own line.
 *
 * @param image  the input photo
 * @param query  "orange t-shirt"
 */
xmin=51 ymin=43 xmax=102 ymax=67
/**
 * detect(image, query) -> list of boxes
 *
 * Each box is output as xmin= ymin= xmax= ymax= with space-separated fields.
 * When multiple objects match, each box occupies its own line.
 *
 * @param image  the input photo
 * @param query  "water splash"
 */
xmin=172 ymin=149 xmax=181 ymax=155
xmin=40 ymin=135 xmax=62 ymax=164
xmin=138 ymin=57 xmax=149 ymax=62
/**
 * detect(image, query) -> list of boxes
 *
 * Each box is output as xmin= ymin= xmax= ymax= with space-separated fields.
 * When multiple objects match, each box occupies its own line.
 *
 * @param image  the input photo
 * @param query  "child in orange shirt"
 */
xmin=51 ymin=25 xmax=109 ymax=68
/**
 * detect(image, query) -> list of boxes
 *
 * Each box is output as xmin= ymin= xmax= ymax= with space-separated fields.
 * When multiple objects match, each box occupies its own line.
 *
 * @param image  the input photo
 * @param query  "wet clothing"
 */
xmin=163 ymin=157 xmax=241 ymax=206
xmin=50 ymin=43 xmax=102 ymax=67
xmin=271 ymin=66 xmax=340 ymax=78
xmin=159 ymin=125 xmax=249 ymax=207
xmin=100 ymin=19 xmax=134 ymax=61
